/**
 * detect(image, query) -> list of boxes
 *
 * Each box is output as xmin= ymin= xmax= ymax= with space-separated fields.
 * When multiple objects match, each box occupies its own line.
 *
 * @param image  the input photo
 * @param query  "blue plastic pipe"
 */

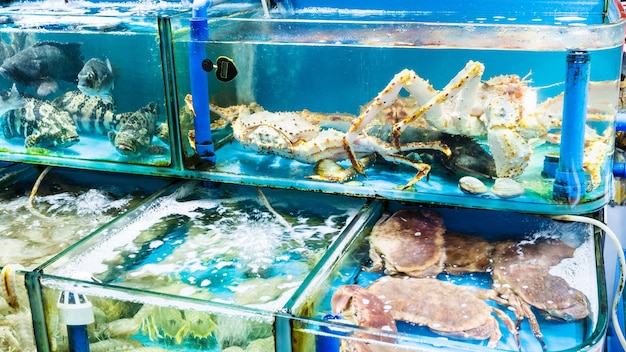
xmin=553 ymin=50 xmax=590 ymax=204
xmin=617 ymin=112 xmax=626 ymax=132
xmin=189 ymin=0 xmax=225 ymax=164
xmin=614 ymin=111 xmax=626 ymax=177
xmin=315 ymin=314 xmax=348 ymax=352
xmin=67 ymin=325 xmax=90 ymax=352
xmin=615 ymin=162 xmax=626 ymax=178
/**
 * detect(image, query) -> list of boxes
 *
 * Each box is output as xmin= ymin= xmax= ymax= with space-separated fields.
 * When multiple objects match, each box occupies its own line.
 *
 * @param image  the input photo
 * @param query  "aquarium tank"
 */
xmin=0 ymin=0 xmax=619 ymax=213
xmin=162 ymin=0 xmax=624 ymax=214
xmin=0 ymin=0 xmax=258 ymax=174
xmin=31 ymin=182 xmax=368 ymax=351
xmin=0 ymin=0 xmax=619 ymax=351
xmin=287 ymin=203 xmax=607 ymax=351
xmin=0 ymin=163 xmax=171 ymax=352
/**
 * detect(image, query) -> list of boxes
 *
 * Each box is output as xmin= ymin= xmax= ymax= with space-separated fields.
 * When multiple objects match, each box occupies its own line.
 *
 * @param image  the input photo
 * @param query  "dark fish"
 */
xmin=0 ymin=41 xmax=84 ymax=96
xmin=108 ymin=103 xmax=163 ymax=157
xmin=77 ymin=58 xmax=115 ymax=104
xmin=0 ymin=85 xmax=79 ymax=148
xmin=0 ymin=32 xmax=35 ymax=66
xmin=52 ymin=90 xmax=129 ymax=135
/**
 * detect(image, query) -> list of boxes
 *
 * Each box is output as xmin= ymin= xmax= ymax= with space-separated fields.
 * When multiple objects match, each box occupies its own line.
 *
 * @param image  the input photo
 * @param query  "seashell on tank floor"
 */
xmin=491 ymin=178 xmax=525 ymax=198
xmin=458 ymin=176 xmax=488 ymax=195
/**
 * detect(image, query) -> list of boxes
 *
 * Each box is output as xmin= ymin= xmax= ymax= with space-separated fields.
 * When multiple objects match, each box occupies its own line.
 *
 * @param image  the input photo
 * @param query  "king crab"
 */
xmin=343 ymin=60 xmax=613 ymax=188
xmin=212 ymin=104 xmax=453 ymax=189
xmin=203 ymin=61 xmax=613 ymax=192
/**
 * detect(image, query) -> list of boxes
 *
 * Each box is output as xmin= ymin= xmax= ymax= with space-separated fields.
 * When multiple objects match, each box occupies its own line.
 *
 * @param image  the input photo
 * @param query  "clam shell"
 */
xmin=491 ymin=178 xmax=524 ymax=198
xmin=458 ymin=176 xmax=488 ymax=194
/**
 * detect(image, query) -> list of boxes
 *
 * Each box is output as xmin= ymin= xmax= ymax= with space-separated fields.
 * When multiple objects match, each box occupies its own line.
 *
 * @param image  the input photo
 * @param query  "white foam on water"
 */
xmin=52 ymin=182 xmax=224 ymax=277
xmin=5 ymin=0 xmax=190 ymax=31
xmin=0 ymin=186 xmax=140 ymax=269
xmin=39 ymin=189 xmax=131 ymax=216
xmin=7 ymin=0 xmax=188 ymax=16
xmin=549 ymin=224 xmax=599 ymax=323
xmin=52 ymin=181 xmax=361 ymax=308
xmin=555 ymin=16 xmax=587 ymax=22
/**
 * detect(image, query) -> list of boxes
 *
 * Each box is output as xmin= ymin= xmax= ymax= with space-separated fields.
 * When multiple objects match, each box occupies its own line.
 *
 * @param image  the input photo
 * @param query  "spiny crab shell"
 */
xmin=351 ymin=60 xmax=615 ymax=190
xmin=233 ymin=110 xmax=319 ymax=160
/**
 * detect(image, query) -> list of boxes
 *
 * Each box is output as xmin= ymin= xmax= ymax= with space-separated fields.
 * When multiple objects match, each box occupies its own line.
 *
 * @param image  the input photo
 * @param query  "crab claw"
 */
xmin=343 ymin=136 xmax=367 ymax=175
xmin=331 ymin=284 xmax=398 ymax=334
xmin=308 ymin=155 xmax=376 ymax=183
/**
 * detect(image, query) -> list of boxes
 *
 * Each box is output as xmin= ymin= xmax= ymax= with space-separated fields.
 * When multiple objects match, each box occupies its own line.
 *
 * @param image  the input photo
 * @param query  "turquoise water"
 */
xmin=0 ymin=30 xmax=166 ymax=115
xmin=0 ymin=3 xmax=618 ymax=212
xmin=296 ymin=205 xmax=602 ymax=351
xmin=95 ymin=183 xmax=363 ymax=306
xmin=170 ymin=37 xmax=621 ymax=213
xmin=282 ymin=0 xmax=610 ymax=25
xmin=0 ymin=28 xmax=172 ymax=166
xmin=203 ymin=43 xmax=621 ymax=113
xmin=43 ymin=183 xmax=363 ymax=351
xmin=0 ymin=165 xmax=168 ymax=268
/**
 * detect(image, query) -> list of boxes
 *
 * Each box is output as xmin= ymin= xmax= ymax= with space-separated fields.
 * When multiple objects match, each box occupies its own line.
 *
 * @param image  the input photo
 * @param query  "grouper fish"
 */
xmin=52 ymin=90 xmax=130 ymax=136
xmin=108 ymin=102 xmax=165 ymax=157
xmin=0 ymin=41 xmax=84 ymax=96
xmin=77 ymin=58 xmax=115 ymax=104
xmin=0 ymin=84 xmax=79 ymax=148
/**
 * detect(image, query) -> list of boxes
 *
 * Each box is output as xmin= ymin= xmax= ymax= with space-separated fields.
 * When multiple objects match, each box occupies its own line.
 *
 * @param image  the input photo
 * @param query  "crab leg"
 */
xmin=490 ymin=307 xmax=520 ymax=350
xmin=343 ymin=69 xmax=421 ymax=174
xmin=343 ymin=61 xmax=485 ymax=176
xmin=365 ymin=137 xmax=452 ymax=189
xmin=477 ymin=287 xmax=546 ymax=350
xmin=317 ymin=136 xmax=452 ymax=188
xmin=391 ymin=61 xmax=485 ymax=149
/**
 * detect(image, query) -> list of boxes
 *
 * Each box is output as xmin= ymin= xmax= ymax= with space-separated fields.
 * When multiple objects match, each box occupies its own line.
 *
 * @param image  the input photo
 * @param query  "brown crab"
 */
xmin=368 ymin=209 xmax=446 ymax=278
xmin=443 ymin=235 xmax=590 ymax=350
xmin=331 ymin=284 xmax=398 ymax=352
xmin=489 ymin=240 xmax=590 ymax=338
xmin=332 ymin=276 xmax=519 ymax=351
xmin=443 ymin=231 xmax=495 ymax=275
xmin=364 ymin=209 xmax=591 ymax=350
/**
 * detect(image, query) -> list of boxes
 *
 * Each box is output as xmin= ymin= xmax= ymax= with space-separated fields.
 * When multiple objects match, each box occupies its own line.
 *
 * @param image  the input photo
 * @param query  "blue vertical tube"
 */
xmin=553 ymin=50 xmax=590 ymax=204
xmin=189 ymin=1 xmax=216 ymax=163
xmin=615 ymin=162 xmax=626 ymax=178
xmin=315 ymin=314 xmax=346 ymax=352
xmin=617 ymin=112 xmax=626 ymax=132
xmin=67 ymin=325 xmax=90 ymax=352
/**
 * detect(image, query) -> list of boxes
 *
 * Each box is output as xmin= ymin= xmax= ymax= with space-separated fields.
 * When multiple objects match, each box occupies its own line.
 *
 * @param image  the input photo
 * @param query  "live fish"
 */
xmin=108 ymin=103 xmax=165 ymax=157
xmin=0 ymin=32 xmax=35 ymax=66
xmin=0 ymin=41 xmax=84 ymax=96
xmin=0 ymin=85 xmax=79 ymax=148
xmin=52 ymin=90 xmax=129 ymax=136
xmin=77 ymin=58 xmax=115 ymax=104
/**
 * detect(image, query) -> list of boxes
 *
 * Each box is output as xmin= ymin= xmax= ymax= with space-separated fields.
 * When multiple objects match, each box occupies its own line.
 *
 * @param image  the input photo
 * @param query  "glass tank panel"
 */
xmin=0 ymin=163 xmax=171 ymax=269
xmin=0 ymin=164 xmax=171 ymax=352
xmin=34 ymin=181 xmax=367 ymax=351
xmin=169 ymin=1 xmax=624 ymax=215
xmin=0 ymin=1 xmax=193 ymax=174
xmin=282 ymin=0 xmax=610 ymax=25
xmin=33 ymin=276 xmax=281 ymax=352
xmin=287 ymin=203 xmax=607 ymax=351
